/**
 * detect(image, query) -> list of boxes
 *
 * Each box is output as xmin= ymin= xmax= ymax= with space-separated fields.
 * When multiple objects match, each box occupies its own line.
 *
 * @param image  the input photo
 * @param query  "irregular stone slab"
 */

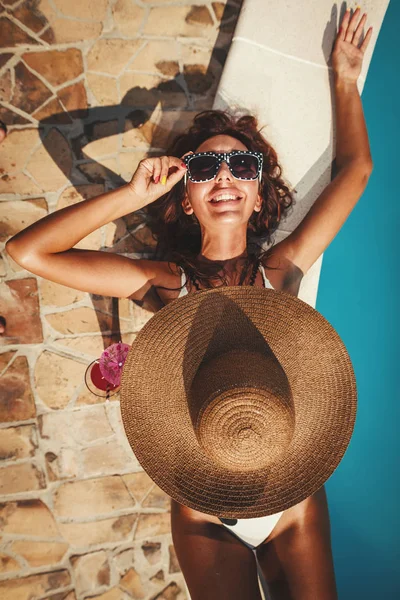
xmin=118 ymin=152 xmax=148 ymax=184
xmin=0 ymin=351 xmax=15 ymax=371
xmin=134 ymin=513 xmax=171 ymax=540
xmin=83 ymin=120 xmax=120 ymax=160
xmin=129 ymin=40 xmax=179 ymax=75
xmin=0 ymin=552 xmax=20 ymax=573
xmin=53 ymin=0 xmax=108 ymax=20
xmin=0 ymin=278 xmax=43 ymax=344
xmin=0 ymin=128 xmax=40 ymax=176
xmin=59 ymin=514 xmax=137 ymax=547
xmin=114 ymin=547 xmax=135 ymax=576
xmin=120 ymin=73 xmax=187 ymax=110
xmin=186 ymin=5 xmax=213 ymax=26
xmin=168 ymin=545 xmax=180 ymax=574
xmin=138 ymin=108 xmax=199 ymax=150
xmin=87 ymin=39 xmax=142 ymax=76
xmin=45 ymin=447 xmax=78 ymax=481
xmin=131 ymin=302 xmax=153 ymax=332
xmin=71 ymin=550 xmax=110 ymax=595
xmin=0 ymin=570 xmax=71 ymax=600
xmin=38 ymin=411 xmax=74 ymax=447
xmin=34 ymin=351 xmax=86 ymax=409
xmin=53 ymin=476 xmax=135 ymax=518
xmin=0 ymin=255 xmax=6 ymax=276
xmin=11 ymin=540 xmax=68 ymax=567
xmin=0 ymin=462 xmax=45 ymax=495
xmin=113 ymin=0 xmax=145 ymax=37
xmin=71 ymin=406 xmax=114 ymax=444
xmin=33 ymin=97 xmax=72 ymax=125
xmin=90 ymin=588 xmax=130 ymax=600
xmin=81 ymin=441 xmax=137 ymax=476
xmin=0 ymin=70 xmax=12 ymax=103
xmin=144 ymin=6 xmax=216 ymax=38
xmin=54 ymin=336 xmax=106 ymax=358
xmin=0 ymin=198 xmax=47 ymax=243
xmin=86 ymin=590 xmax=116 ymax=600
xmin=141 ymin=542 xmax=161 ymax=566
xmin=42 ymin=591 xmax=76 ymax=600
xmin=142 ymin=485 xmax=170 ymax=510
xmin=11 ymin=62 xmax=52 ymax=115
xmin=152 ymin=582 xmax=181 ymax=600
xmin=45 ymin=307 xmax=113 ymax=335
xmin=58 ymin=81 xmax=88 ymax=115
xmin=48 ymin=19 xmax=102 ymax=44
xmin=27 ymin=128 xmax=72 ymax=192
xmin=87 ymin=73 xmax=119 ymax=106
xmin=78 ymin=158 xmax=119 ymax=184
xmin=39 ymin=279 xmax=86 ymax=307
xmin=151 ymin=570 xmax=165 ymax=584
xmin=0 ymin=16 xmax=41 ymax=47
xmin=0 ymin=53 xmax=13 ymax=70
xmin=0 ymin=424 xmax=38 ymax=461
xmin=122 ymin=471 xmax=154 ymax=504
xmin=120 ymin=567 xmax=146 ymax=599
xmin=0 ymin=172 xmax=42 ymax=195
xmin=13 ymin=2 xmax=49 ymax=34
xmin=0 ymin=355 xmax=36 ymax=423
xmin=0 ymin=105 xmax=33 ymax=126
xmin=0 ymin=499 xmax=60 ymax=536
xmin=23 ymin=49 xmax=84 ymax=87
xmin=57 ymin=184 xmax=105 ymax=209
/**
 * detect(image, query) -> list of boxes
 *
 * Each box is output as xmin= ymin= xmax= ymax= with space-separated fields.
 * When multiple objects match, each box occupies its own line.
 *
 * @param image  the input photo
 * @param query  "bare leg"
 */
xmin=256 ymin=487 xmax=337 ymax=600
xmin=171 ymin=499 xmax=262 ymax=600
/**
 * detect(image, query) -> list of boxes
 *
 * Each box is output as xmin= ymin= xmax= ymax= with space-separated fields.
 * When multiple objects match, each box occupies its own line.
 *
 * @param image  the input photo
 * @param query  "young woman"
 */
xmin=7 ymin=8 xmax=373 ymax=600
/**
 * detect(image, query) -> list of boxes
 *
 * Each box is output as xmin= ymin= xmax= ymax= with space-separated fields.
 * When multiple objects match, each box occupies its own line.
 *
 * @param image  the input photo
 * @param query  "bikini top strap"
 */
xmin=259 ymin=264 xmax=274 ymax=289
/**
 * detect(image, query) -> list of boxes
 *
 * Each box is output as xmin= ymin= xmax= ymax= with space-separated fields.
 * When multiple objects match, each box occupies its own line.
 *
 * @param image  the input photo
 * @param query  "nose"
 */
xmin=215 ymin=160 xmax=233 ymax=182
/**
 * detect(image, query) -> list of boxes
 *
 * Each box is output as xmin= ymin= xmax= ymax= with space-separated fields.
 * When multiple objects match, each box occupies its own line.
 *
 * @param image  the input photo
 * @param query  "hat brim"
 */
xmin=120 ymin=287 xmax=356 ymax=518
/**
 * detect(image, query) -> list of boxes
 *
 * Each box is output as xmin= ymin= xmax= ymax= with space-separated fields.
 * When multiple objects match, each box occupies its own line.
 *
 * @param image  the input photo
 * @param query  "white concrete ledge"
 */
xmin=214 ymin=0 xmax=390 ymax=307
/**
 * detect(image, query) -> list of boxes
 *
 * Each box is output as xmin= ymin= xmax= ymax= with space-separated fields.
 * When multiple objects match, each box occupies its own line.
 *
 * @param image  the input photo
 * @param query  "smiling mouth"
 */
xmin=209 ymin=194 xmax=242 ymax=204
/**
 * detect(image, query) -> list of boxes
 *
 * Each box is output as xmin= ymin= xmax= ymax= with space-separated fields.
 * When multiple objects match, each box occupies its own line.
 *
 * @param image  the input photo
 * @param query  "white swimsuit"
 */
xmin=177 ymin=264 xmax=284 ymax=547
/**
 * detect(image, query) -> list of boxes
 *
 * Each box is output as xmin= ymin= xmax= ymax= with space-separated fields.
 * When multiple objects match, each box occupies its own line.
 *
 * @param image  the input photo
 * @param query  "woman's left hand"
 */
xmin=332 ymin=7 xmax=373 ymax=83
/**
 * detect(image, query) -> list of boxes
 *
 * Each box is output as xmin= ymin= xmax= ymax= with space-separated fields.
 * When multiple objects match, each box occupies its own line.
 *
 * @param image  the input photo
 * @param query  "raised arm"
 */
xmin=6 ymin=157 xmax=186 ymax=299
xmin=271 ymin=7 xmax=374 ymax=274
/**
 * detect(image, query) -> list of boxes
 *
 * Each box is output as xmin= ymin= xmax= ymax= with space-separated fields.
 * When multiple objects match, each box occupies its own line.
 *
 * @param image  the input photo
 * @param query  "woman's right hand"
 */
xmin=128 ymin=155 xmax=187 ymax=206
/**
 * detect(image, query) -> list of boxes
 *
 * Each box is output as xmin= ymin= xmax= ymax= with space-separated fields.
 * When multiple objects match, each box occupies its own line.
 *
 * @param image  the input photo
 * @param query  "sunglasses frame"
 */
xmin=183 ymin=150 xmax=263 ymax=185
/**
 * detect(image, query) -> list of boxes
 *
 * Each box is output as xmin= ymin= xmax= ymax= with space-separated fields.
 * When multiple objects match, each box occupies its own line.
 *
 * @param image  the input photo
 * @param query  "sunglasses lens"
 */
xmin=188 ymin=155 xmax=217 ymax=181
xmin=229 ymin=154 xmax=260 ymax=179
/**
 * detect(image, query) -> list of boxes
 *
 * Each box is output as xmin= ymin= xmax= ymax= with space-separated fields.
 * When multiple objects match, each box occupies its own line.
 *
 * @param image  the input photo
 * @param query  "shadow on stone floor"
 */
xmin=35 ymin=0 xmax=243 ymax=351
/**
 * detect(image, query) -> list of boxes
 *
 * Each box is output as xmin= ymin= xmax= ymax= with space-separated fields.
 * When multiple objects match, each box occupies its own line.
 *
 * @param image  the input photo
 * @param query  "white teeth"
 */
xmin=210 ymin=194 xmax=240 ymax=203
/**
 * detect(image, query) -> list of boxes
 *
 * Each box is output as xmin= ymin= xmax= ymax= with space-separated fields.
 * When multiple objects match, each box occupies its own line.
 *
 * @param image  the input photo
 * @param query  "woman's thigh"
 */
xmin=170 ymin=499 xmax=262 ymax=600
xmin=255 ymin=487 xmax=337 ymax=600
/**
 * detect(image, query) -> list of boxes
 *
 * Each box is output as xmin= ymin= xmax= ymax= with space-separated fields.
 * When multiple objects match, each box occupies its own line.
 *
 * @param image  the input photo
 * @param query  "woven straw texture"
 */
xmin=120 ymin=287 xmax=357 ymax=518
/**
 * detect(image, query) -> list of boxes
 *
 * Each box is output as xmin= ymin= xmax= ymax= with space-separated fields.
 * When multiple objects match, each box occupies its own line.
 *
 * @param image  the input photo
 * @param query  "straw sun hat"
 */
xmin=120 ymin=287 xmax=357 ymax=519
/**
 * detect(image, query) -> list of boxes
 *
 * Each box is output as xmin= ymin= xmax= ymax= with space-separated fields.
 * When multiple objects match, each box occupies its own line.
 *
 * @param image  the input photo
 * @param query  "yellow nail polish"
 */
xmin=161 ymin=176 xmax=167 ymax=185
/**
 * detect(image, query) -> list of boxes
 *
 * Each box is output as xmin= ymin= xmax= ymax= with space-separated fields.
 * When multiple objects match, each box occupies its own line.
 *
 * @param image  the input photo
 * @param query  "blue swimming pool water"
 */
xmin=316 ymin=2 xmax=400 ymax=598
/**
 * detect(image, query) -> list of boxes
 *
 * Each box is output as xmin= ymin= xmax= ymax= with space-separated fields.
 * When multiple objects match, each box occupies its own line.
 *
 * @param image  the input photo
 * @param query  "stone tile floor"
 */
xmin=0 ymin=1 xmax=242 ymax=598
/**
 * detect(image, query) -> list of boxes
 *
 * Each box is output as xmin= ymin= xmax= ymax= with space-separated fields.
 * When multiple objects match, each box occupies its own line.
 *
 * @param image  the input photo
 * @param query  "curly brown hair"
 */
xmin=145 ymin=110 xmax=295 ymax=290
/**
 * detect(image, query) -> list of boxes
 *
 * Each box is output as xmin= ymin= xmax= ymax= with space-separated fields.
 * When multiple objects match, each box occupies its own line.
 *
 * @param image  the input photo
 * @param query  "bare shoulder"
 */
xmin=130 ymin=258 xmax=182 ymax=311
xmin=261 ymin=248 xmax=304 ymax=296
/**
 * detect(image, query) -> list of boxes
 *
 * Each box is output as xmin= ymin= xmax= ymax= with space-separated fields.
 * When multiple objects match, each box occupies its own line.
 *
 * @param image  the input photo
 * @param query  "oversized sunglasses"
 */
xmin=183 ymin=151 xmax=263 ymax=184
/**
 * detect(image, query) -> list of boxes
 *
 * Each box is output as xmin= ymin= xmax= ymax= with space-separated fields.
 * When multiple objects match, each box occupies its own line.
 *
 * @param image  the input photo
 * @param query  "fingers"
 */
xmin=352 ymin=12 xmax=367 ymax=46
xmin=152 ymin=157 xmax=162 ymax=184
xmin=340 ymin=7 xmax=372 ymax=49
xmin=150 ymin=155 xmax=186 ymax=189
xmin=359 ymin=26 xmax=373 ymax=54
xmin=163 ymin=156 xmax=187 ymax=189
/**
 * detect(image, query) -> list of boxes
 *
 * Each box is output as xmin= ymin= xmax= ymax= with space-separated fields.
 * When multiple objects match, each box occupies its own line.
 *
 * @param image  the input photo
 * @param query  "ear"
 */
xmin=181 ymin=193 xmax=194 ymax=215
xmin=253 ymin=193 xmax=263 ymax=213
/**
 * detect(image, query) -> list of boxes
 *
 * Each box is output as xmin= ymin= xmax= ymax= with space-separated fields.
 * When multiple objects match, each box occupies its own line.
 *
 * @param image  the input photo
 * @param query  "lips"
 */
xmin=209 ymin=188 xmax=243 ymax=204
